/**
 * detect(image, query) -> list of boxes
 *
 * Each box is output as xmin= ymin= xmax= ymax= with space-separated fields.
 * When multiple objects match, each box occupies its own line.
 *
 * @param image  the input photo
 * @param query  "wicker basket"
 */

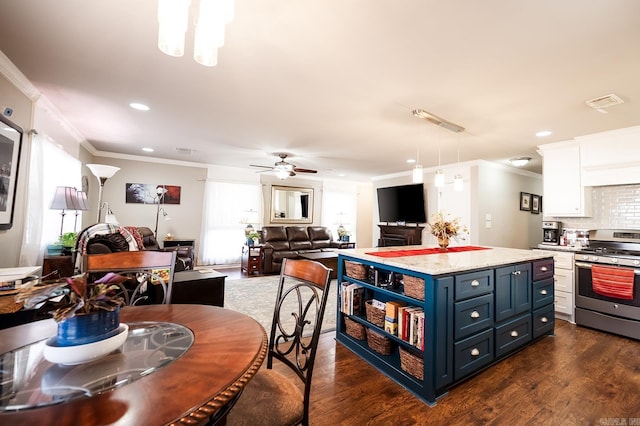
xmin=345 ymin=260 xmax=367 ymax=280
xmin=365 ymin=300 xmax=385 ymax=328
xmin=366 ymin=328 xmax=392 ymax=356
xmin=344 ymin=316 xmax=366 ymax=340
xmin=403 ymin=275 xmax=425 ymax=301
xmin=399 ymin=347 xmax=424 ymax=380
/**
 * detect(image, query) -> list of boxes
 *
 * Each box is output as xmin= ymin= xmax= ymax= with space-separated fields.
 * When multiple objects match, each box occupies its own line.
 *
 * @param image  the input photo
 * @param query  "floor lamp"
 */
xmin=154 ymin=187 xmax=171 ymax=239
xmin=87 ymin=164 xmax=120 ymax=223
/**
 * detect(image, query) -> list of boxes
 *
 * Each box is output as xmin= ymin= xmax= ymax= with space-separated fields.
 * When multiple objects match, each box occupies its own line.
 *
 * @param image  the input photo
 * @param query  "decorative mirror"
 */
xmin=270 ymin=185 xmax=313 ymax=224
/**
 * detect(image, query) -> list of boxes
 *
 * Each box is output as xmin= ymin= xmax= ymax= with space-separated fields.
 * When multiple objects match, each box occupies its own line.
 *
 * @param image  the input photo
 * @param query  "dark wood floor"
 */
xmin=269 ymin=320 xmax=640 ymax=425
xmin=221 ymin=267 xmax=640 ymax=424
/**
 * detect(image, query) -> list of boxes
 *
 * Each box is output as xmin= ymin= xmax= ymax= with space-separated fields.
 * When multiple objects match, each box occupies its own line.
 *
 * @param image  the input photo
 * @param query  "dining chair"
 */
xmin=225 ymin=258 xmax=332 ymax=426
xmin=83 ymin=250 xmax=177 ymax=305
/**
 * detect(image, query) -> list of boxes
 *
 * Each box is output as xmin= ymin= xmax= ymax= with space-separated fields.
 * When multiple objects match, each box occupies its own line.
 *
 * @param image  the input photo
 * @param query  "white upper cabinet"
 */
xmin=577 ymin=126 xmax=640 ymax=186
xmin=539 ymin=141 xmax=592 ymax=217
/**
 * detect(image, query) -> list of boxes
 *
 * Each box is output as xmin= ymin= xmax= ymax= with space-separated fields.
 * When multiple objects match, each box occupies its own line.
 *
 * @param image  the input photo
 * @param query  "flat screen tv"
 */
xmin=377 ymin=183 xmax=427 ymax=224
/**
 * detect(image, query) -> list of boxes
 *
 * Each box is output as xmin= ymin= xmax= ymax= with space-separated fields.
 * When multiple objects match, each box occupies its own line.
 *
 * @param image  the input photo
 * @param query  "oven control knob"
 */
xmin=611 ymin=258 xmax=618 ymax=264
xmin=634 ymin=260 xmax=640 ymax=266
xmin=591 ymin=256 xmax=599 ymax=262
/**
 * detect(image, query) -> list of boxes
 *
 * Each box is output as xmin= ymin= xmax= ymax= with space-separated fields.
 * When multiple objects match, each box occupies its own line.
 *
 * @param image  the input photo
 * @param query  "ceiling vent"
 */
xmin=175 ymin=147 xmax=193 ymax=155
xmin=585 ymin=93 xmax=624 ymax=113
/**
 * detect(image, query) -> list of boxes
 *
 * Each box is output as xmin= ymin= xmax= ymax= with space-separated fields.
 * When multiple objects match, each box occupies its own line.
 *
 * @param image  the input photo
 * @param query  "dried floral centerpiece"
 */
xmin=16 ymin=273 xmax=128 ymax=346
xmin=428 ymin=211 xmax=468 ymax=249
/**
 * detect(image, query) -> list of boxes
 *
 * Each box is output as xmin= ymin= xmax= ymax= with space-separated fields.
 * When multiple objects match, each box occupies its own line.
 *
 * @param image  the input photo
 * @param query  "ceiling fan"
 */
xmin=250 ymin=153 xmax=318 ymax=179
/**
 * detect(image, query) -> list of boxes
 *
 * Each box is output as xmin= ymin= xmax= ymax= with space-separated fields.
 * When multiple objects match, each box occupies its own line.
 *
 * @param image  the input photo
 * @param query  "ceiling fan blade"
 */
xmin=293 ymin=168 xmax=317 ymax=173
xmin=249 ymin=164 xmax=274 ymax=169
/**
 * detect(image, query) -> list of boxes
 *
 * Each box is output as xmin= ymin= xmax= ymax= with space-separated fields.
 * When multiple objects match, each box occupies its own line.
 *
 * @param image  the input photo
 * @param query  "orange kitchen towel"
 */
xmin=591 ymin=265 xmax=634 ymax=300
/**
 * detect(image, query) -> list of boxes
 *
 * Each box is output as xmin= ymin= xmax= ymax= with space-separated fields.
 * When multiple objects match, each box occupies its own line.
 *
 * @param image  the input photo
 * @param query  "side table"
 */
xmin=42 ymin=255 xmax=74 ymax=278
xmin=241 ymin=245 xmax=263 ymax=275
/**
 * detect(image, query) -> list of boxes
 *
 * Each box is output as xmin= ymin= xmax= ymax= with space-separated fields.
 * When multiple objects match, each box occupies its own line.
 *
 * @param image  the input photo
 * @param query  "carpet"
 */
xmin=225 ymin=274 xmax=338 ymax=337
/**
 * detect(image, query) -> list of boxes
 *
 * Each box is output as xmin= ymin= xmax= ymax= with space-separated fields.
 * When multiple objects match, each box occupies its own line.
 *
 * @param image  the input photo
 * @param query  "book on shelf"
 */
xmin=384 ymin=300 xmax=407 ymax=336
xmin=340 ymin=282 xmax=365 ymax=316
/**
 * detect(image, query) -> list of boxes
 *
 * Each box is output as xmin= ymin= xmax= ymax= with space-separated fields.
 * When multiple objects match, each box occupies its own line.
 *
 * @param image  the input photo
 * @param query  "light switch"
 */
xmin=485 ymin=213 xmax=492 ymax=221
xmin=485 ymin=220 xmax=492 ymax=228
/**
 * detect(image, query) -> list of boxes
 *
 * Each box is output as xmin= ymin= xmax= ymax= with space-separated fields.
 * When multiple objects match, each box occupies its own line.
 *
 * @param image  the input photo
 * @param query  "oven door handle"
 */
xmin=575 ymin=261 xmax=640 ymax=275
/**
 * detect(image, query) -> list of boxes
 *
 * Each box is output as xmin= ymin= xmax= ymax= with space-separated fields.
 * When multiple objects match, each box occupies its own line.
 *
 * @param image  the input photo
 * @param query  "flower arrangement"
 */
xmin=16 ymin=273 xmax=127 ymax=322
xmin=428 ymin=211 xmax=468 ymax=247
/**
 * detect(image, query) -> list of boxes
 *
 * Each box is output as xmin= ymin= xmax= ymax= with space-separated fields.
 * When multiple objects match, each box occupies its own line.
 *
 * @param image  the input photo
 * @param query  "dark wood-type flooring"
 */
xmin=223 ymin=267 xmax=640 ymax=424
xmin=280 ymin=321 xmax=639 ymax=425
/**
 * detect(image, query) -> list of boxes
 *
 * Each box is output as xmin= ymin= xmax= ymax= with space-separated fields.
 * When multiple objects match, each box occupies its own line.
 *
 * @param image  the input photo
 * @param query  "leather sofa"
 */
xmin=261 ymin=226 xmax=345 ymax=274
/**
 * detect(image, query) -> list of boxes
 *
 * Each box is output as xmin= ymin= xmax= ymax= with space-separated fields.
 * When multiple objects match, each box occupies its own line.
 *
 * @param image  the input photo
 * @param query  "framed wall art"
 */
xmin=519 ymin=192 xmax=531 ymax=211
xmin=531 ymin=194 xmax=541 ymax=214
xmin=0 ymin=116 xmax=23 ymax=230
xmin=126 ymin=183 xmax=181 ymax=204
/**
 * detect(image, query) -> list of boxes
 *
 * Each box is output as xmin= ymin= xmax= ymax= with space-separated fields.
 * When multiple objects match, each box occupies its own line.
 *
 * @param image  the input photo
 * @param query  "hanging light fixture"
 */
xmin=434 ymin=139 xmax=445 ymax=187
xmin=158 ymin=0 xmax=235 ymax=67
xmin=453 ymin=134 xmax=464 ymax=191
xmin=412 ymin=143 xmax=423 ymax=184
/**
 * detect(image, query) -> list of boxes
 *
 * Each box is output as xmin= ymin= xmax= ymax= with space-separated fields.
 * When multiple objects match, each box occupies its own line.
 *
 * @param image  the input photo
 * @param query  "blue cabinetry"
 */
xmin=336 ymin=254 xmax=555 ymax=406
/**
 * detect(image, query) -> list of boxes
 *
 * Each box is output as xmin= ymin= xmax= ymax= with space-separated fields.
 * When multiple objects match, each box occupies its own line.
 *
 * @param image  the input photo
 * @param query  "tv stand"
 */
xmin=378 ymin=224 xmax=424 ymax=247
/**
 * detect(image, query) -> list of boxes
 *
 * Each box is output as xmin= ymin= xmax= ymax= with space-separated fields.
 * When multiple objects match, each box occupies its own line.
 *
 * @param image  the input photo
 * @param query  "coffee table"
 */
xmin=298 ymin=251 xmax=338 ymax=279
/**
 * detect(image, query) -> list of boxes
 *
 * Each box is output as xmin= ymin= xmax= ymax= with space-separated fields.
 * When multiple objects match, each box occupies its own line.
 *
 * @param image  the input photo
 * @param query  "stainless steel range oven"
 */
xmin=575 ymin=229 xmax=640 ymax=340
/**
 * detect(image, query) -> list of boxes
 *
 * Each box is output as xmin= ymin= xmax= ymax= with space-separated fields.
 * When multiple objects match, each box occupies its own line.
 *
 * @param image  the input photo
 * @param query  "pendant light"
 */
xmin=412 ymin=143 xmax=423 ymax=183
xmin=434 ymin=138 xmax=444 ymax=187
xmin=453 ymin=134 xmax=463 ymax=191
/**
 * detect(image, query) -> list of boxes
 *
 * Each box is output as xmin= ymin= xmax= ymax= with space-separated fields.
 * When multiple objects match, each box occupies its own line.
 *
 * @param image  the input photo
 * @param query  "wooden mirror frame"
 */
xmin=270 ymin=185 xmax=313 ymax=224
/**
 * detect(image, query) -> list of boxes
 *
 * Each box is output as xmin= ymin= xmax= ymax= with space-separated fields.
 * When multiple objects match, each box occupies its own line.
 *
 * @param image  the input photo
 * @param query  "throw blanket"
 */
xmin=591 ymin=265 xmax=635 ymax=300
xmin=74 ymin=224 xmax=140 ymax=272
xmin=366 ymin=246 xmax=490 ymax=258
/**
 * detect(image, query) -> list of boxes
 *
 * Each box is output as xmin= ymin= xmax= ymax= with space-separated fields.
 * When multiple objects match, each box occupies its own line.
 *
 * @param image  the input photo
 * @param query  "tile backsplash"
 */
xmin=549 ymin=184 xmax=640 ymax=230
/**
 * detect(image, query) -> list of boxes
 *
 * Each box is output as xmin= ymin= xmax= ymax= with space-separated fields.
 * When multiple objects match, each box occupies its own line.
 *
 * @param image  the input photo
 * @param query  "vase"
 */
xmin=437 ymin=236 xmax=450 ymax=250
xmin=56 ymin=308 xmax=121 ymax=347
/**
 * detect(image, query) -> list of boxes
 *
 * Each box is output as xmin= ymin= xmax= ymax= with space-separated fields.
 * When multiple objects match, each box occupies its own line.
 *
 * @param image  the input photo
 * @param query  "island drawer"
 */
xmin=454 ymin=293 xmax=494 ymax=340
xmin=454 ymin=328 xmax=494 ymax=381
xmin=533 ymin=278 xmax=554 ymax=309
xmin=495 ymin=313 xmax=532 ymax=358
xmin=532 ymin=259 xmax=554 ymax=281
xmin=532 ymin=304 xmax=555 ymax=338
xmin=454 ymin=269 xmax=494 ymax=301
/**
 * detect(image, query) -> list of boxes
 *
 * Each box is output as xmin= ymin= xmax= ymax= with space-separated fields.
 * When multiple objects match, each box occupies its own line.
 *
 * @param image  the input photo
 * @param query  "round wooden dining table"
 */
xmin=0 ymin=304 xmax=267 ymax=425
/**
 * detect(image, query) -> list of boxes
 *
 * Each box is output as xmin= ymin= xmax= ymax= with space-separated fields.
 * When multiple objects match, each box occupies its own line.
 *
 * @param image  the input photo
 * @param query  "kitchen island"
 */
xmin=335 ymin=245 xmax=555 ymax=406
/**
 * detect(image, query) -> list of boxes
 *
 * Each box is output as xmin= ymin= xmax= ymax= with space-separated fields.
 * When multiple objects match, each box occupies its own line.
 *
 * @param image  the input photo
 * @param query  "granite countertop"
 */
xmin=535 ymin=244 xmax=583 ymax=252
xmin=337 ymin=245 xmax=553 ymax=276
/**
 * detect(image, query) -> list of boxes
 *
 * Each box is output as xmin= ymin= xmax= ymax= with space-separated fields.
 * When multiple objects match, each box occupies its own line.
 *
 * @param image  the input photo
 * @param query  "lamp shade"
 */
xmin=75 ymin=191 xmax=89 ymax=211
xmin=87 ymin=164 xmax=120 ymax=180
xmin=50 ymin=187 xmax=78 ymax=211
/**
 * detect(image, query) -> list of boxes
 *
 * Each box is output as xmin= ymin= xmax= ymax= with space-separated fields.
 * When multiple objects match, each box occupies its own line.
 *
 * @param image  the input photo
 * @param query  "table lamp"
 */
xmin=87 ymin=164 xmax=120 ymax=223
xmin=73 ymin=190 xmax=89 ymax=231
xmin=50 ymin=186 xmax=78 ymax=237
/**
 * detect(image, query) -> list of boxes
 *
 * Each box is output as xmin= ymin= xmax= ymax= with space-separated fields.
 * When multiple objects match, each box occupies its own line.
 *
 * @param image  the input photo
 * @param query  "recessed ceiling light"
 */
xmin=129 ymin=102 xmax=150 ymax=111
xmin=536 ymin=130 xmax=552 ymax=137
xmin=407 ymin=158 xmax=416 ymax=164
xmin=142 ymin=147 xmax=154 ymax=152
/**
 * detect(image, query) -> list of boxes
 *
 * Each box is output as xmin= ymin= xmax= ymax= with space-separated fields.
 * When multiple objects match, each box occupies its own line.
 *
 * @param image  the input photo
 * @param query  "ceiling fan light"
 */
xmin=434 ymin=169 xmax=445 ymax=187
xmin=412 ymin=165 xmax=423 ymax=183
xmin=275 ymin=168 xmax=289 ymax=180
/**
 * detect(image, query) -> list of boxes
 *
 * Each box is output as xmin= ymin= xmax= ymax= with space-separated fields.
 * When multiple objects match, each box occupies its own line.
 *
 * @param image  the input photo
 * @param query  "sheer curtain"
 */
xmin=19 ymin=134 xmax=81 ymax=267
xmin=200 ymin=181 xmax=263 ymax=265
xmin=321 ymin=189 xmax=357 ymax=242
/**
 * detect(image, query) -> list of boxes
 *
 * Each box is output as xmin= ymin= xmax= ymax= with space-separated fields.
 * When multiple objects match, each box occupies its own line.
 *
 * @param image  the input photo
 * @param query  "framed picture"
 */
xmin=531 ymin=194 xmax=540 ymax=214
xmin=519 ymin=192 xmax=531 ymax=211
xmin=125 ymin=183 xmax=182 ymax=204
xmin=0 ymin=116 xmax=23 ymax=230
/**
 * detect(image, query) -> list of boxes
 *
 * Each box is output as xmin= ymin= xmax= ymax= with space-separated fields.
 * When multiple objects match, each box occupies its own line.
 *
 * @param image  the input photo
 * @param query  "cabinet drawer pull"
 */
xmin=512 ymin=270 xmax=521 ymax=276
xmin=510 ymin=330 xmax=519 ymax=338
xmin=540 ymin=266 xmax=548 ymax=272
xmin=471 ymin=279 xmax=480 ymax=287
xmin=541 ymin=316 xmax=548 ymax=323
xmin=470 ymin=348 xmax=480 ymax=356
xmin=540 ymin=289 xmax=548 ymax=295
xmin=470 ymin=311 xmax=480 ymax=319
